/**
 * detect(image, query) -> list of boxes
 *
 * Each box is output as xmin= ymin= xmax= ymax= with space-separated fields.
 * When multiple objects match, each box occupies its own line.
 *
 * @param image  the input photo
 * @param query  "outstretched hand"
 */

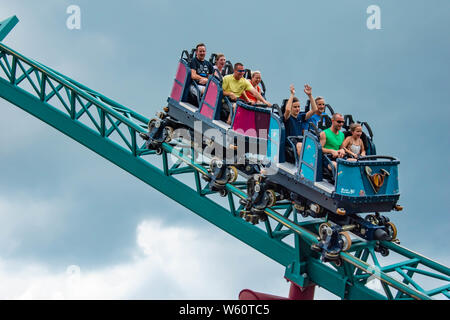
xmin=290 ymin=84 xmax=295 ymax=96
xmin=304 ymin=84 xmax=312 ymax=96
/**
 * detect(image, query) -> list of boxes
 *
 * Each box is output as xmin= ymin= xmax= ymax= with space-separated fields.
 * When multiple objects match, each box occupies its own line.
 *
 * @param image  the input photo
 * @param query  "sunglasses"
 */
xmin=236 ymin=69 xmax=245 ymax=73
xmin=336 ymin=120 xmax=344 ymax=124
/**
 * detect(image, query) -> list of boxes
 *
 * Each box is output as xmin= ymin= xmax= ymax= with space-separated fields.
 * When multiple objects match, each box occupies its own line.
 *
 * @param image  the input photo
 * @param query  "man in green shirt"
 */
xmin=319 ymin=113 xmax=346 ymax=159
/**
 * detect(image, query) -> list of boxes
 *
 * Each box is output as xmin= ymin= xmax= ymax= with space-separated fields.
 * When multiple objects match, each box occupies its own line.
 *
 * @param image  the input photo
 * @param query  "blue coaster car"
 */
xmin=159 ymin=57 xmax=281 ymax=175
xmin=246 ymin=126 xmax=401 ymax=261
xmin=144 ymin=53 xmax=402 ymax=259
xmin=280 ymin=131 xmax=400 ymax=215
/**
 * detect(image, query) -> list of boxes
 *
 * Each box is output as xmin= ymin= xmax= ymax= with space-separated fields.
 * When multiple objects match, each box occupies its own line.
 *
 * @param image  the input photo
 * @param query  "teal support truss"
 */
xmin=0 ymin=17 xmax=449 ymax=300
xmin=0 ymin=16 xmax=19 ymax=42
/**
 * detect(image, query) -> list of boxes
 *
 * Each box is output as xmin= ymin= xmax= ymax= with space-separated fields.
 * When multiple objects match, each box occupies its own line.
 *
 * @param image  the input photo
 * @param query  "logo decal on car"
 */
xmin=365 ymin=166 xmax=389 ymax=193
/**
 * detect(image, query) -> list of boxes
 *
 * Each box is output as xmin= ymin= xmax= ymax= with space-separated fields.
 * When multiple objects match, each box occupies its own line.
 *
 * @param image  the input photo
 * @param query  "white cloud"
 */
xmin=0 ymin=218 xmax=290 ymax=299
xmin=1 ymin=212 xmax=448 ymax=300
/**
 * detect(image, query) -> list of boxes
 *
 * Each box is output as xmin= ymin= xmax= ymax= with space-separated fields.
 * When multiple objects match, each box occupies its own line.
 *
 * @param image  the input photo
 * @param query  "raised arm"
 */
xmin=304 ymin=84 xmax=318 ymax=120
xmin=284 ymin=84 xmax=295 ymax=121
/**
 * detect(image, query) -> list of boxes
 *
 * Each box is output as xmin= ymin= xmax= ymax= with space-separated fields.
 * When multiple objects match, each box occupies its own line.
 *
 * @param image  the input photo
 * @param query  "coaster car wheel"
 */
xmin=294 ymin=203 xmax=309 ymax=218
xmin=210 ymin=157 xmax=223 ymax=171
xmin=164 ymin=126 xmax=174 ymax=142
xmin=386 ymin=222 xmax=397 ymax=240
xmin=379 ymin=246 xmax=390 ymax=257
xmin=228 ymin=165 xmax=238 ymax=183
xmin=319 ymin=222 xmax=332 ymax=240
xmin=148 ymin=118 xmax=157 ymax=131
xmin=324 ymin=251 xmax=340 ymax=261
xmin=266 ymin=189 xmax=277 ymax=207
xmin=339 ymin=231 xmax=352 ymax=252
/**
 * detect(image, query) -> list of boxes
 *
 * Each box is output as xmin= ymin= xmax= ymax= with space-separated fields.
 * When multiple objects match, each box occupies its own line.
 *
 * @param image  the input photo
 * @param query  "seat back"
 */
xmin=360 ymin=121 xmax=376 ymax=155
xmin=222 ymin=61 xmax=234 ymax=75
xmin=343 ymin=114 xmax=354 ymax=131
xmin=267 ymin=114 xmax=286 ymax=164
xmin=198 ymin=76 xmax=223 ymax=120
xmin=317 ymin=114 xmax=332 ymax=130
xmin=170 ymin=60 xmax=191 ymax=102
xmin=231 ymin=102 xmax=271 ymax=138
xmin=298 ymin=131 xmax=324 ymax=182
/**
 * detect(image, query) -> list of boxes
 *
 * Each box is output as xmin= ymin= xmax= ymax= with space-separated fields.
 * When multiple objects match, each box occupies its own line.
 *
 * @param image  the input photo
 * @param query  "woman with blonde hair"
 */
xmin=213 ymin=53 xmax=226 ymax=78
xmin=343 ymin=123 xmax=366 ymax=159
xmin=240 ymin=70 xmax=262 ymax=104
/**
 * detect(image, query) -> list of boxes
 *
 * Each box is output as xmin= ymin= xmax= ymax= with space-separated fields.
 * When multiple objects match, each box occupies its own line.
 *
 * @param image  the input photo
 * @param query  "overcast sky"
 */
xmin=0 ymin=0 xmax=449 ymax=300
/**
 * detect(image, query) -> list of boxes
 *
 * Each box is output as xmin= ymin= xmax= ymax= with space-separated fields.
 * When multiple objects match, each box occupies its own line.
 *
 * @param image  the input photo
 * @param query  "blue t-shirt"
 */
xmin=189 ymin=57 xmax=214 ymax=84
xmin=306 ymin=112 xmax=326 ymax=131
xmin=284 ymin=113 xmax=305 ymax=137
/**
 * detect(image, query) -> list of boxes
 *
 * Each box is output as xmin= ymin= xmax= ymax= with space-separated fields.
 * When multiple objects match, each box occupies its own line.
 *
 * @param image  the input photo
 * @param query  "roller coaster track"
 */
xmin=1 ymin=16 xmax=449 ymax=300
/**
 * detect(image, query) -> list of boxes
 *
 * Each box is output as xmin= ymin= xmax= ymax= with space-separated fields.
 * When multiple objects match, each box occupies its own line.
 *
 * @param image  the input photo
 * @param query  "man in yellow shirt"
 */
xmin=222 ymin=62 xmax=271 ymax=123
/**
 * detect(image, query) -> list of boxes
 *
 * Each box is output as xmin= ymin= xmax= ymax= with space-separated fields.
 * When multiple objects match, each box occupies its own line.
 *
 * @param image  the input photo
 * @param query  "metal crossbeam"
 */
xmin=1 ymin=26 xmax=449 ymax=300
xmin=0 ymin=16 xmax=19 ymax=42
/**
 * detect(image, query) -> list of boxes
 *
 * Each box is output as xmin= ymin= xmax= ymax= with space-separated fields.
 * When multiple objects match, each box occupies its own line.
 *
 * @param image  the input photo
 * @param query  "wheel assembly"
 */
xmin=319 ymin=222 xmax=332 ymax=240
xmin=265 ymin=189 xmax=277 ymax=207
xmin=339 ymin=231 xmax=352 ymax=252
xmin=228 ymin=165 xmax=238 ymax=183
xmin=164 ymin=126 xmax=174 ymax=142
xmin=210 ymin=157 xmax=222 ymax=171
xmin=386 ymin=222 xmax=397 ymax=240
xmin=365 ymin=214 xmax=378 ymax=225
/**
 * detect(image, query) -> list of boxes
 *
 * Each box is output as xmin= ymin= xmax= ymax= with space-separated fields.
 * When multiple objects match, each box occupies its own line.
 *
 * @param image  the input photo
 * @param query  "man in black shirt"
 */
xmin=189 ymin=43 xmax=214 ymax=102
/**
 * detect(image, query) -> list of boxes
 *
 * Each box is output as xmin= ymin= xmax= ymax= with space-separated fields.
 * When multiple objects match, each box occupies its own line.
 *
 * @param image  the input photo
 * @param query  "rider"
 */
xmin=222 ymin=63 xmax=271 ymax=124
xmin=284 ymin=84 xmax=318 ymax=156
xmin=189 ymin=43 xmax=214 ymax=101
xmin=307 ymin=96 xmax=328 ymax=129
xmin=213 ymin=53 xmax=226 ymax=78
xmin=240 ymin=70 xmax=262 ymax=104
xmin=342 ymin=123 xmax=366 ymax=159
xmin=319 ymin=113 xmax=346 ymax=168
